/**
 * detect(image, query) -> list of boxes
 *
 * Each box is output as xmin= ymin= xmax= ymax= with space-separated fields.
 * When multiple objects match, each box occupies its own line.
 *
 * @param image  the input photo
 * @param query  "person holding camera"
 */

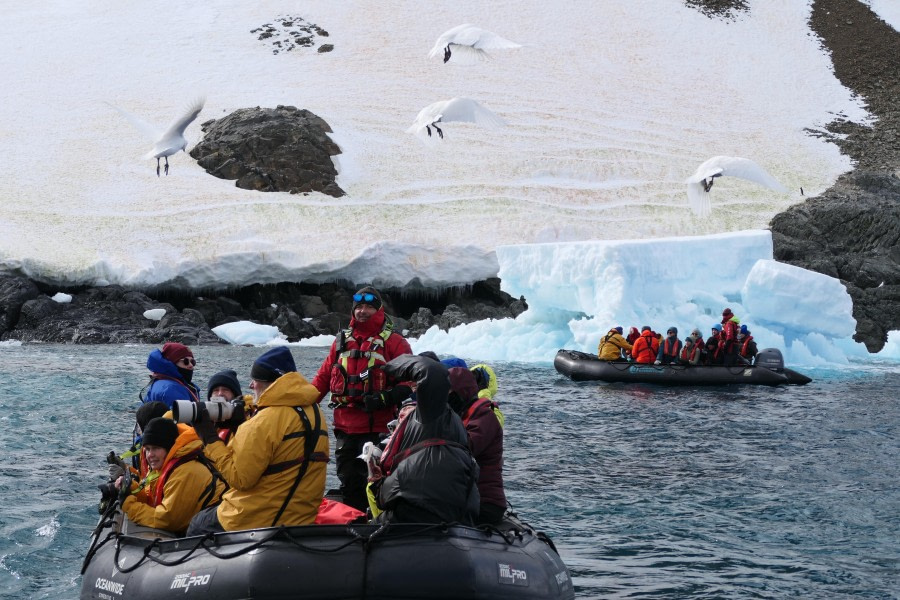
xmin=371 ymin=355 xmax=479 ymax=525
xmin=311 ymin=286 xmax=413 ymax=512
xmin=142 ymin=342 xmax=201 ymax=408
xmin=117 ymin=417 xmax=225 ymax=536
xmin=187 ymin=346 xmax=329 ymax=535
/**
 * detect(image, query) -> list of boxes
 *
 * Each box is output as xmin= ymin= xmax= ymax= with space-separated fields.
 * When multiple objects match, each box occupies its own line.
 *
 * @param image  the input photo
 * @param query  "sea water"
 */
xmin=0 ymin=344 xmax=897 ymax=599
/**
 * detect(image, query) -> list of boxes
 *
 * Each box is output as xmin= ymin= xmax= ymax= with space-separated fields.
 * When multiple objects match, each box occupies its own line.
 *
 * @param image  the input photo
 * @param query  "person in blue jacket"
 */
xmin=142 ymin=342 xmax=201 ymax=408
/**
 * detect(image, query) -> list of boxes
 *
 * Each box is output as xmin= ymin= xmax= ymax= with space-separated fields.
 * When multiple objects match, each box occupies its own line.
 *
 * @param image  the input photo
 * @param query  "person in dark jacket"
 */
xmin=374 ymin=355 xmax=479 ymax=525
xmin=737 ymin=324 xmax=758 ymax=363
xmin=448 ymin=367 xmax=506 ymax=524
xmin=655 ymin=327 xmax=682 ymax=365
xmin=705 ymin=324 xmax=723 ymax=365
xmin=143 ymin=342 xmax=201 ymax=408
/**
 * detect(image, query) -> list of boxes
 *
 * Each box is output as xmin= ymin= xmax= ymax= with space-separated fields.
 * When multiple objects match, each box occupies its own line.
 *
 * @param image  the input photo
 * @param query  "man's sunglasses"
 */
xmin=353 ymin=293 xmax=376 ymax=303
xmin=178 ymin=357 xmax=196 ymax=366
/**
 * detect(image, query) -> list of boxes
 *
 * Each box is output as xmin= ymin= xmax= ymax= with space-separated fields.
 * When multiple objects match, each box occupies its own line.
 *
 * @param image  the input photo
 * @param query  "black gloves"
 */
xmin=220 ymin=398 xmax=246 ymax=431
xmin=363 ymin=385 xmax=413 ymax=412
xmin=192 ymin=405 xmax=221 ymax=445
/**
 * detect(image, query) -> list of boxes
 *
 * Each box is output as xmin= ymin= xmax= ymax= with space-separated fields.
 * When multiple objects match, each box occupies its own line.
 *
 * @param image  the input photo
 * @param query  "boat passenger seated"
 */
xmin=372 ymin=355 xmax=480 ymax=525
xmin=655 ymin=327 xmax=682 ymax=365
xmin=705 ymin=324 xmax=723 ymax=365
xmin=117 ymin=418 xmax=225 ymax=536
xmin=597 ymin=326 xmax=632 ymax=361
xmin=679 ymin=329 xmax=705 ymax=365
xmin=630 ymin=326 xmax=660 ymax=364
xmin=737 ymin=325 xmax=758 ymax=363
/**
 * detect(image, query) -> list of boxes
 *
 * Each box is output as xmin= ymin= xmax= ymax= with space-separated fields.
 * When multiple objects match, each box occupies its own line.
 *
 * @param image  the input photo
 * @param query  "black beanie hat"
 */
xmin=207 ymin=369 xmax=243 ymax=400
xmin=141 ymin=418 xmax=179 ymax=451
xmin=136 ymin=401 xmax=170 ymax=431
xmin=352 ymin=286 xmax=382 ymax=311
xmin=251 ymin=346 xmax=297 ymax=382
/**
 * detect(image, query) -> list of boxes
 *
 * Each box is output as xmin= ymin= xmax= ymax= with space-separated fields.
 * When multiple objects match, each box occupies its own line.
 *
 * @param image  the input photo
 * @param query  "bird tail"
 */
xmin=686 ymin=182 xmax=711 ymax=217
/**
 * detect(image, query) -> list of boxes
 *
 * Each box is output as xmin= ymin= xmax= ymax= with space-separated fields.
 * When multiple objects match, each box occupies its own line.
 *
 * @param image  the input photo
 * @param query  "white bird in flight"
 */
xmin=685 ymin=155 xmax=788 ymax=217
xmin=407 ymin=97 xmax=506 ymax=140
xmin=108 ymin=98 xmax=205 ymax=176
xmin=428 ymin=24 xmax=522 ymax=65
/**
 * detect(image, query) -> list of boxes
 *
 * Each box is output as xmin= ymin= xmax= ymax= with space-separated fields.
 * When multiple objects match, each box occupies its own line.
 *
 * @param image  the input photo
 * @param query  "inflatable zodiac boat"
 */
xmin=554 ymin=347 xmax=811 ymax=386
xmin=80 ymin=509 xmax=574 ymax=600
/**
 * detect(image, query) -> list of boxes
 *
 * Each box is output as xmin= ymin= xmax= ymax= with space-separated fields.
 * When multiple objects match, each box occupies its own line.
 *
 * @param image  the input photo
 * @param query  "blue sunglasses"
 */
xmin=353 ymin=293 xmax=376 ymax=303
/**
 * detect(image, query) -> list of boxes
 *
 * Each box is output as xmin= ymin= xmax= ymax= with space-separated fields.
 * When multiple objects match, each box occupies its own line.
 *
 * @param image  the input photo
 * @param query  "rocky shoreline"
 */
xmin=2 ymin=1 xmax=896 ymax=351
xmin=0 ymin=274 xmax=526 ymax=345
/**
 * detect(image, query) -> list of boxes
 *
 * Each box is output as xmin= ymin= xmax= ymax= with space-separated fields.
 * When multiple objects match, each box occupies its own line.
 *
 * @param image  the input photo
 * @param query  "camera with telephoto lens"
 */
xmin=172 ymin=398 xmax=243 ymax=424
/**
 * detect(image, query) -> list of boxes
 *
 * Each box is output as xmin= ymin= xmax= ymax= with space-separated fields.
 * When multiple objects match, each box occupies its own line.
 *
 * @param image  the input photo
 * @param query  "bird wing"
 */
xmin=106 ymin=102 xmax=162 ymax=142
xmin=161 ymin=97 xmax=205 ymax=140
xmin=686 ymin=155 xmax=786 ymax=192
xmin=438 ymin=97 xmax=505 ymax=127
xmin=467 ymin=29 xmax=521 ymax=51
xmin=407 ymin=100 xmax=447 ymax=133
xmin=428 ymin=24 xmax=474 ymax=58
xmin=686 ymin=181 xmax=712 ymax=217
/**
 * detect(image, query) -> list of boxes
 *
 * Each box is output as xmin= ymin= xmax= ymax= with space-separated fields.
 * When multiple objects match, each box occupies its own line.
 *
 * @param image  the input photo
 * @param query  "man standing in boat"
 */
xmin=187 ymin=346 xmax=329 ymax=534
xmin=311 ymin=286 xmax=413 ymax=512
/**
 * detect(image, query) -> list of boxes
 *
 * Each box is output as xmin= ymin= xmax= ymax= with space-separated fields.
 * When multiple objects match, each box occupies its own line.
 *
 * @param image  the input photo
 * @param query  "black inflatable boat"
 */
xmin=554 ymin=347 xmax=811 ymax=386
xmin=80 ymin=509 xmax=574 ymax=600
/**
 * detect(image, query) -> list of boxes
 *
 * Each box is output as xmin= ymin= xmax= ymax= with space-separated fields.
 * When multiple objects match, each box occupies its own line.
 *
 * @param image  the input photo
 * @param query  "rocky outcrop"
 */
xmin=0 ymin=272 xmax=525 ymax=345
xmin=189 ymin=105 xmax=344 ymax=197
xmin=770 ymin=1 xmax=900 ymax=352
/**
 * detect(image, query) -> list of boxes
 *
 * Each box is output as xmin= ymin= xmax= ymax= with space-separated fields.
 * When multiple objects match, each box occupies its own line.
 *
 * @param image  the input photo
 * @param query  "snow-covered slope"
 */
xmin=0 ymin=1 xmax=871 ymax=289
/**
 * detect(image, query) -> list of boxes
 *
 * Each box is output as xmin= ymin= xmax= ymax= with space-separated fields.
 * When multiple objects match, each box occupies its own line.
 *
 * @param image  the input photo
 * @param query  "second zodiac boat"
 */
xmin=554 ymin=348 xmax=811 ymax=386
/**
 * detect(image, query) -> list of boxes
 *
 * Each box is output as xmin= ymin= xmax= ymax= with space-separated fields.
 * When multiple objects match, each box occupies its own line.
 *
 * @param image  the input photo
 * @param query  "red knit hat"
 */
xmin=161 ymin=342 xmax=193 ymax=364
xmin=722 ymin=307 xmax=733 ymax=317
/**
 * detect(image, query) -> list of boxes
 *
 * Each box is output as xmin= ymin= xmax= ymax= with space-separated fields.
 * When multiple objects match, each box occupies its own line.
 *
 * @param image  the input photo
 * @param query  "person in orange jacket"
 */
xmin=630 ymin=326 xmax=660 ymax=364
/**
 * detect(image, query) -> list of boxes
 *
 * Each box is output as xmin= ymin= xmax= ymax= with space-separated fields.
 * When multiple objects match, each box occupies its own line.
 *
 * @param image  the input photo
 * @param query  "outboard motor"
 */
xmin=755 ymin=348 xmax=785 ymax=371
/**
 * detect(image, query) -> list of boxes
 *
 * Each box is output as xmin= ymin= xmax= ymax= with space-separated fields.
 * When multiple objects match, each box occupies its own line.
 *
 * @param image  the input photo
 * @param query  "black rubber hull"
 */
xmin=554 ymin=349 xmax=810 ymax=386
xmin=81 ymin=515 xmax=574 ymax=600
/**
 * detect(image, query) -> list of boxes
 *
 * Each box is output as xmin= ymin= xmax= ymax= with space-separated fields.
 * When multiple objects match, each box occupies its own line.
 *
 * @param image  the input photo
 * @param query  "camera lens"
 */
xmin=172 ymin=400 xmax=199 ymax=424
xmin=204 ymin=401 xmax=233 ymax=422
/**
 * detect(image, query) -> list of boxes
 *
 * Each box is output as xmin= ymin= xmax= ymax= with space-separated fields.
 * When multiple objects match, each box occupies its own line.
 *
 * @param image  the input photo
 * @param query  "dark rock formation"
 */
xmin=190 ymin=105 xmax=344 ymax=197
xmin=683 ymin=0 xmax=748 ymax=19
xmin=0 ymin=271 xmax=525 ymax=346
xmin=770 ymin=1 xmax=900 ymax=352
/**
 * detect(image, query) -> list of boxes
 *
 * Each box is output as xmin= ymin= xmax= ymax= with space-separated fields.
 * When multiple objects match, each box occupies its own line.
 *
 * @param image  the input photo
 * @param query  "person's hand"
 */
xmin=654 ymin=360 xmax=661 ymax=365
xmin=107 ymin=462 xmax=126 ymax=481
xmin=192 ymin=405 xmax=221 ymax=445
xmin=363 ymin=393 xmax=387 ymax=413
xmin=386 ymin=385 xmax=413 ymax=406
xmin=221 ymin=398 xmax=246 ymax=430
xmin=114 ymin=475 xmax=124 ymax=490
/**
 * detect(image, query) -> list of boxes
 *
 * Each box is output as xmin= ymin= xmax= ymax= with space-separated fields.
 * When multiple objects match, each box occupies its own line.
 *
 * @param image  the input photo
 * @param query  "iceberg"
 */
xmin=413 ymin=230 xmax=889 ymax=366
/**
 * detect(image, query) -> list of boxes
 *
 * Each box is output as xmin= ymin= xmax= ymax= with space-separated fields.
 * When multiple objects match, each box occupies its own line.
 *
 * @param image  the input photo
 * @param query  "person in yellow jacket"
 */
xmin=597 ymin=326 xmax=632 ymax=361
xmin=120 ymin=417 xmax=225 ymax=536
xmin=187 ymin=346 xmax=329 ymax=535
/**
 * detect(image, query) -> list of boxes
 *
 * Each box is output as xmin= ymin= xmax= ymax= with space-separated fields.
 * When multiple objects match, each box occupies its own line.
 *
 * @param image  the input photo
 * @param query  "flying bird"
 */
xmin=428 ymin=24 xmax=521 ymax=65
xmin=685 ymin=155 xmax=788 ymax=217
xmin=108 ymin=98 xmax=205 ymax=176
xmin=407 ymin=97 xmax=506 ymax=140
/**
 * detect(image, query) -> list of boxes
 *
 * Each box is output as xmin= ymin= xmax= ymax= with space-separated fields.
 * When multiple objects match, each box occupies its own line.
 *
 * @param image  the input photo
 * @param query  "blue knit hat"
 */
xmin=251 ymin=347 xmax=297 ymax=382
xmin=441 ymin=357 xmax=468 ymax=369
xmin=712 ymin=323 xmax=723 ymax=331
xmin=740 ymin=324 xmax=749 ymax=335
xmin=614 ymin=326 xmax=623 ymax=334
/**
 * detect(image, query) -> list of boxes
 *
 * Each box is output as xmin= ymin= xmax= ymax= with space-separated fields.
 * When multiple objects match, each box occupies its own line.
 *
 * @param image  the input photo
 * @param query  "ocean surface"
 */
xmin=0 ymin=344 xmax=898 ymax=599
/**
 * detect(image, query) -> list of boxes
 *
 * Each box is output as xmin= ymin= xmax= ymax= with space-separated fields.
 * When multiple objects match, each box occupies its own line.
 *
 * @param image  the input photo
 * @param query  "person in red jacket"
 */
xmin=311 ymin=286 xmax=412 ymax=511
xmin=718 ymin=308 xmax=740 ymax=366
xmin=737 ymin=324 xmax=758 ymax=363
xmin=630 ymin=326 xmax=660 ymax=364
xmin=448 ymin=367 xmax=506 ymax=524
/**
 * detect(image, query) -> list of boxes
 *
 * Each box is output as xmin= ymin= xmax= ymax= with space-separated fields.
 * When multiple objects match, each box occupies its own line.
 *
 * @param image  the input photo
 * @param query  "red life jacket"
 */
xmin=632 ymin=332 xmax=659 ymax=364
xmin=740 ymin=335 xmax=755 ymax=358
xmin=661 ymin=337 xmax=682 ymax=359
